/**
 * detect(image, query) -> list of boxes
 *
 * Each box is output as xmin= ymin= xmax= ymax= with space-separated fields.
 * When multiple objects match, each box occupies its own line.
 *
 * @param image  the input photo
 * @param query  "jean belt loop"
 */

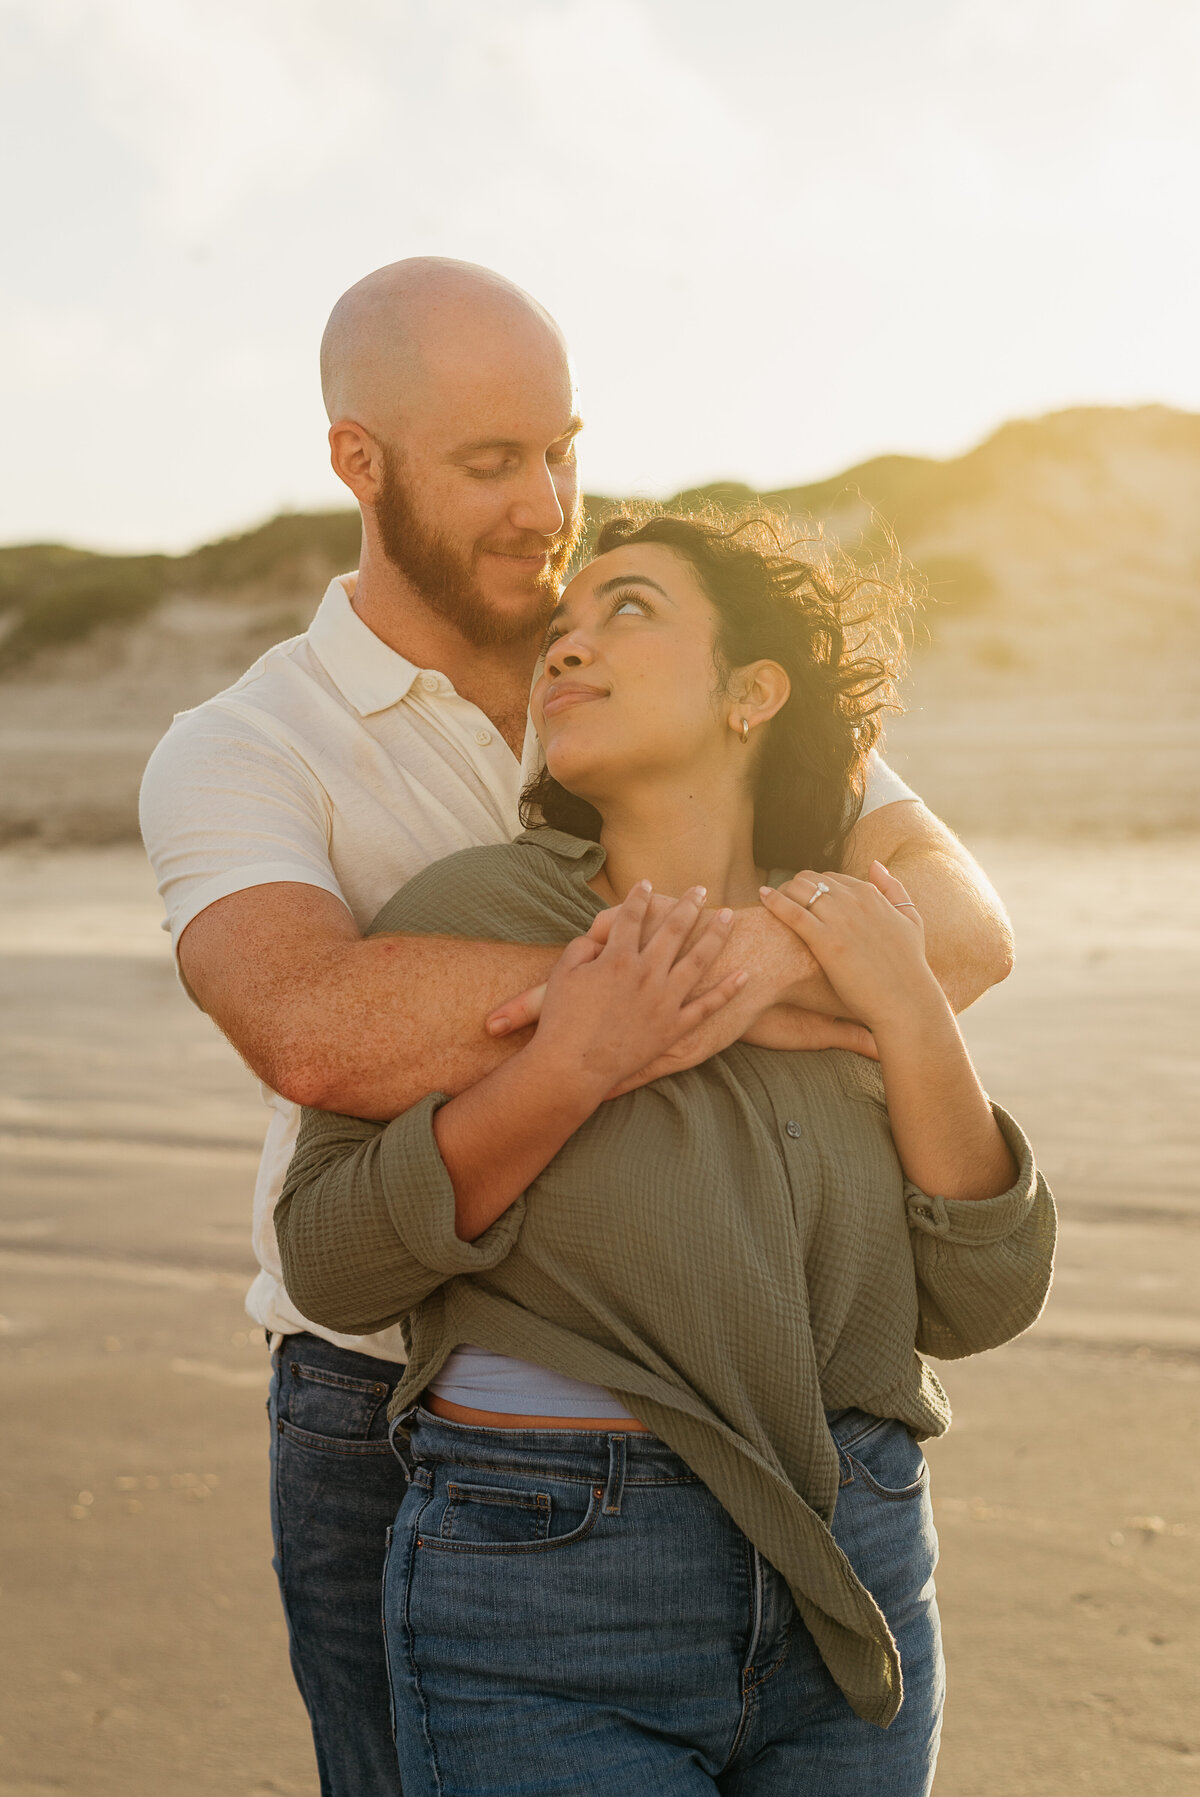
xmin=388 ymin=1406 xmax=420 ymax=1478
xmin=602 ymin=1432 xmax=628 ymax=1516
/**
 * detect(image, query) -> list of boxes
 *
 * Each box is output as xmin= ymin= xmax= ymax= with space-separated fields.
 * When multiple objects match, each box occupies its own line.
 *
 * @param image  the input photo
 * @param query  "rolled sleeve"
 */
xmin=275 ymin=1094 xmax=526 ymax=1336
xmin=377 ymin=1094 xmax=528 ymax=1284
xmin=907 ymin=1105 xmax=1057 ymax=1360
xmin=905 ymin=1106 xmax=1041 ymax=1244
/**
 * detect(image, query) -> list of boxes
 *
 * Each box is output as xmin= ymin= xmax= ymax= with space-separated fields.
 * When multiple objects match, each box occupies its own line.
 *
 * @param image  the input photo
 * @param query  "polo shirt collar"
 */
xmin=306 ymin=577 xmax=432 ymax=717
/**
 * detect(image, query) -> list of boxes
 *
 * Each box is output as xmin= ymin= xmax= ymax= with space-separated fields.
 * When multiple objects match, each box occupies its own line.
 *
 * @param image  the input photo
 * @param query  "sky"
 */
xmin=3 ymin=0 xmax=1199 ymax=552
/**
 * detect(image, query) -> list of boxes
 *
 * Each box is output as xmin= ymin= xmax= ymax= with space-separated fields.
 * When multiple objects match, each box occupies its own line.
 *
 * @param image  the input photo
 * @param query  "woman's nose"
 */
xmin=546 ymin=633 xmax=593 ymax=677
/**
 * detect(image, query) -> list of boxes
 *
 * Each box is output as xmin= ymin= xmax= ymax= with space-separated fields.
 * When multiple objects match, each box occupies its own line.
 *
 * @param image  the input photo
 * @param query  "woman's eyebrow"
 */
xmin=545 ymin=572 xmax=675 ymax=635
xmin=592 ymin=574 xmax=675 ymax=603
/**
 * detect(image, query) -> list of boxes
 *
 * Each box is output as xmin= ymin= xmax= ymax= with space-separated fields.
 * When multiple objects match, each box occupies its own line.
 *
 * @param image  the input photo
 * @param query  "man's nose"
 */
xmin=510 ymin=459 xmax=566 ymax=538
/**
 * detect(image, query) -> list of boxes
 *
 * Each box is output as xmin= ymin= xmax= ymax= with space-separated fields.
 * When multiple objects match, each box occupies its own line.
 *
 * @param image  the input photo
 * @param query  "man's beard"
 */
xmin=375 ymin=450 xmax=583 ymax=650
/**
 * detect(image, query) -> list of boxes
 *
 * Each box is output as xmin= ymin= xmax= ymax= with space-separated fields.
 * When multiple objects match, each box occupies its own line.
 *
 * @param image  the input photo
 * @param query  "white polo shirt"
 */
xmin=140 ymin=575 xmax=918 ymax=1362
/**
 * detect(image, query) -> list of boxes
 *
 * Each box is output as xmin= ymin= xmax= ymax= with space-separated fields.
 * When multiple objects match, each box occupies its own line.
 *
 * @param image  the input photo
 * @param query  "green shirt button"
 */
xmin=785 ymin=1120 xmax=804 ymax=1139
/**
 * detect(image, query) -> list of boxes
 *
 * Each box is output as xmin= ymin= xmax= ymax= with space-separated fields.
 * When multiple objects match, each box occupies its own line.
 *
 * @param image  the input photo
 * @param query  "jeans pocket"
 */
xmin=417 ymin=1469 xmax=604 ymax=1557
xmin=440 ymin=1480 xmax=553 ymax=1545
xmin=275 ymin=1359 xmax=395 ymax=1454
xmin=840 ymin=1418 xmax=928 ymax=1501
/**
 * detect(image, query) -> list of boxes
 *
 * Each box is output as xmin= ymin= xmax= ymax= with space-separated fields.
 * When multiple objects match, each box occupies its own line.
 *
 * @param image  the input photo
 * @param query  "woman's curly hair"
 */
xmin=520 ymin=504 xmax=914 ymax=874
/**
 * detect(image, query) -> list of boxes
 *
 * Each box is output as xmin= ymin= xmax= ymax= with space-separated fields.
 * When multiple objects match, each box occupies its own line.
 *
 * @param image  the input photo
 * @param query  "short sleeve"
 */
xmin=861 ymin=751 xmax=918 ymax=817
xmin=139 ymin=702 xmax=346 ymax=959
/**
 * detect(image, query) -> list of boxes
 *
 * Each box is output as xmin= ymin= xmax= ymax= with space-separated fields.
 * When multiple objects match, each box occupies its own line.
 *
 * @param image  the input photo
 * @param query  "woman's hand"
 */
xmin=757 ymin=860 xmax=942 ymax=1036
xmin=531 ymin=881 xmax=747 ymax=1100
xmin=433 ymin=883 xmax=747 ymax=1239
xmin=762 ymin=860 xmax=1017 ymax=1200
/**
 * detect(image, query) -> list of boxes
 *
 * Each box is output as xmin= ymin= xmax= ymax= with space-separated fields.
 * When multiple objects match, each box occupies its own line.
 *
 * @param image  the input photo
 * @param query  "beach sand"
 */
xmin=1 ymin=836 xmax=1197 ymax=1796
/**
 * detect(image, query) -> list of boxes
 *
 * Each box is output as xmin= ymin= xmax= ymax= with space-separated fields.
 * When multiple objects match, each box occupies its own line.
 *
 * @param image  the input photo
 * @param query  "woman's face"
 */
xmin=530 ymin=543 xmax=737 ymax=806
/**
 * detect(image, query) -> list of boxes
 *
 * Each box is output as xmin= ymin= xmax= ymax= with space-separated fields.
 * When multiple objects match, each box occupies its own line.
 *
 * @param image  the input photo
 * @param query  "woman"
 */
xmin=275 ymin=509 xmax=1055 ymax=1796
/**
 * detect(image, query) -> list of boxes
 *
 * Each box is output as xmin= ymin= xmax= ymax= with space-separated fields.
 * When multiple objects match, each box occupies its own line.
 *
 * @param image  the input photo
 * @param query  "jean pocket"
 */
xmin=417 ymin=1471 xmax=604 ymax=1557
xmin=840 ymin=1418 xmax=928 ymax=1501
xmin=278 ymin=1359 xmax=392 ymax=1445
xmin=439 ymin=1481 xmax=553 ymax=1545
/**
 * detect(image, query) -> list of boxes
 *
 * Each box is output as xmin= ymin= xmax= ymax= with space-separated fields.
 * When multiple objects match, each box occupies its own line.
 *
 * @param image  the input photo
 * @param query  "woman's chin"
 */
xmin=543 ymin=753 xmax=612 ymax=808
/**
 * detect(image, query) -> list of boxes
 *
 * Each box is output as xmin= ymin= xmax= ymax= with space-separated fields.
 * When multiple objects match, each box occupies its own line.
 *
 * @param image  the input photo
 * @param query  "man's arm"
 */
xmin=180 ymin=802 xmax=1010 ymax=1119
xmin=485 ymin=800 xmax=1014 ymax=1050
xmin=838 ymin=800 xmax=1013 ymax=1012
xmin=179 ymin=880 xmax=838 ymax=1120
xmin=178 ymin=883 xmax=559 ymax=1117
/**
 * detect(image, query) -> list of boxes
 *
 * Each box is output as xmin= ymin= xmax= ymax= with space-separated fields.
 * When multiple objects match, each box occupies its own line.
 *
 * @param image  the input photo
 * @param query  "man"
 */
xmin=140 ymin=258 xmax=1012 ymax=1796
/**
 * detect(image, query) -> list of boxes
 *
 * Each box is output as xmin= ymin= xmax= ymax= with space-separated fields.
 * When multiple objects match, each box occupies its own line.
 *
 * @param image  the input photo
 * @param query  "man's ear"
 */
xmin=727 ymin=660 xmax=791 ymax=735
xmin=328 ymin=420 xmax=385 ymax=504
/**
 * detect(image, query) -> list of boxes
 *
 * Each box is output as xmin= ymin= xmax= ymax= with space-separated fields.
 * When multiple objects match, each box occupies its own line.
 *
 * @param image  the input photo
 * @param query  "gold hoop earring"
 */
xmin=738 ymin=718 xmax=750 ymax=745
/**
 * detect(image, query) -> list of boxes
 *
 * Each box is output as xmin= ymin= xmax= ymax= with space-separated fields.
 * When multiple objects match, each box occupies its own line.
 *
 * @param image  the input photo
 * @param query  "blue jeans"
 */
xmin=268 ymin=1333 xmax=408 ymax=1796
xmin=385 ymin=1406 xmax=944 ymax=1795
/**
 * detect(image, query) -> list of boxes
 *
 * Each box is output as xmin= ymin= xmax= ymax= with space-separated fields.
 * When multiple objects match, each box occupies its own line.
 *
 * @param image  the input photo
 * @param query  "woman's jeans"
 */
xmin=385 ymin=1406 xmax=945 ymax=1796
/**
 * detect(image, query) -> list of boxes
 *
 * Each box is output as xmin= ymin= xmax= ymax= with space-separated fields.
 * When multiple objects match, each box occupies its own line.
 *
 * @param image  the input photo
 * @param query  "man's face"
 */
xmin=376 ymin=444 xmax=582 ymax=650
xmin=373 ymin=328 xmax=584 ymax=650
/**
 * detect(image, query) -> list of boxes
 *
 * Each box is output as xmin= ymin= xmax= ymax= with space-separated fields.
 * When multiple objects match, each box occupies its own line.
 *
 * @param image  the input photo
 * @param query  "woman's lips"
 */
xmin=541 ymin=683 xmax=607 ymax=718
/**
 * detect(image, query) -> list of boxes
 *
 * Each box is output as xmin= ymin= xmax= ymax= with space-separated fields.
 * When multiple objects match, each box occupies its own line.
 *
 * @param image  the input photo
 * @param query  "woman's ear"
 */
xmin=727 ymin=660 xmax=791 ymax=738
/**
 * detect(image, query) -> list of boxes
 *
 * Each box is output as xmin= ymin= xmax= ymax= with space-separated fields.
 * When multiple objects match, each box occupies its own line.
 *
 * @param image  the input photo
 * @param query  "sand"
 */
xmin=1 ymin=837 xmax=1198 ymax=1796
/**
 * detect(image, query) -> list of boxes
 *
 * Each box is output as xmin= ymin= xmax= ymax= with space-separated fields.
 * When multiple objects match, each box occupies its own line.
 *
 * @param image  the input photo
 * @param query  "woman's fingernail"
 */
xmin=487 ymin=1017 xmax=512 ymax=1036
xmin=734 ymin=971 xmax=749 ymax=988
xmin=637 ymin=879 xmax=653 ymax=893
xmin=759 ymin=885 xmax=773 ymax=898
xmin=718 ymin=907 xmax=733 ymax=924
xmin=692 ymin=885 xmax=707 ymax=901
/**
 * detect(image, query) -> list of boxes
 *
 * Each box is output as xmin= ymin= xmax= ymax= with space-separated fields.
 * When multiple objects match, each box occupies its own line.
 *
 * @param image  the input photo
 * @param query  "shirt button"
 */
xmin=784 ymin=1120 xmax=804 ymax=1139
xmin=420 ymin=674 xmax=439 ymax=692
xmin=475 ymin=729 xmax=493 ymax=746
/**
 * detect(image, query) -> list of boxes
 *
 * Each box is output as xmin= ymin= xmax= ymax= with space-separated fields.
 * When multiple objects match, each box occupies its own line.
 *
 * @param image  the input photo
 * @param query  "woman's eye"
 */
xmin=612 ymin=595 xmax=649 ymax=618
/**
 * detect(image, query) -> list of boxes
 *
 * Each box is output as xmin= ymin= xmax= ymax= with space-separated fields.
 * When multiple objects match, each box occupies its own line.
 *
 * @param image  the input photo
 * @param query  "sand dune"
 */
xmin=3 ymin=404 xmax=1199 ymax=845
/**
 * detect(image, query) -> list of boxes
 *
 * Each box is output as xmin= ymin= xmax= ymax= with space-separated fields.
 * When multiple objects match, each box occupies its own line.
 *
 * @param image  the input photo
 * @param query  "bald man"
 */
xmin=140 ymin=258 xmax=1012 ymax=1795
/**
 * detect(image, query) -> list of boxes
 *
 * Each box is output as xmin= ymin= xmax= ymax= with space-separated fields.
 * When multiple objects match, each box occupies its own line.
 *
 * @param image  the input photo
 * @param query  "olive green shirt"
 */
xmin=275 ymin=828 xmax=1056 ymax=1727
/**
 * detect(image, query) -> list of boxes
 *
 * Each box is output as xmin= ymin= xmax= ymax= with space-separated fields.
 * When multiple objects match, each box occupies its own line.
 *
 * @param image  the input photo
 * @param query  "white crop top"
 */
xmin=429 ymin=1343 xmax=637 ymax=1420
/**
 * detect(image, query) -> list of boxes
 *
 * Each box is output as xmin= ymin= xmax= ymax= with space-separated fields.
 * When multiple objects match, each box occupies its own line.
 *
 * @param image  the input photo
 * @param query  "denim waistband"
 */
xmin=399 ymin=1404 xmax=698 ymax=1483
xmin=399 ymin=1402 xmax=885 ymax=1483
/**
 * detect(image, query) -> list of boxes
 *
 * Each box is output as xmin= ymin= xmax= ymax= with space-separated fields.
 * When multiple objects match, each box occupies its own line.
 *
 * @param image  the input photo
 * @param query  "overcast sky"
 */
xmin=4 ymin=0 xmax=1199 ymax=552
